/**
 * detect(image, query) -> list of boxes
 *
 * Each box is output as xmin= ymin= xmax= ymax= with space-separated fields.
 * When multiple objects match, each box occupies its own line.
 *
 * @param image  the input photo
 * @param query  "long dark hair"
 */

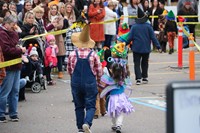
xmin=92 ymin=0 xmax=104 ymax=8
xmin=110 ymin=59 xmax=130 ymax=83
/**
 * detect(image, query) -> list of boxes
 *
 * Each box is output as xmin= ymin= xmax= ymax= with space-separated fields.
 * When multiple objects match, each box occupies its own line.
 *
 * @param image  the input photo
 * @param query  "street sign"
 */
xmin=166 ymin=81 xmax=200 ymax=133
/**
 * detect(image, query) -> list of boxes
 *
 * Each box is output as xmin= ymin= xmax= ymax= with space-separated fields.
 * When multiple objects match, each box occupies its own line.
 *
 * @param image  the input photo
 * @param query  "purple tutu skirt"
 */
xmin=107 ymin=93 xmax=134 ymax=117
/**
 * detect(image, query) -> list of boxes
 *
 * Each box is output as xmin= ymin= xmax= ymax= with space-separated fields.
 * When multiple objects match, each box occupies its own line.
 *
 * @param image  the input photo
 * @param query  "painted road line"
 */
xmin=130 ymin=71 xmax=200 ymax=76
xmin=129 ymin=97 xmax=166 ymax=111
xmin=128 ymin=60 xmax=200 ymax=65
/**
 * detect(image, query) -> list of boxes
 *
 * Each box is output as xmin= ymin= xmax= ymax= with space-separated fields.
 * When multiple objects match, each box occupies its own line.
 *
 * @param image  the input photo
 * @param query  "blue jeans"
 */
xmin=71 ymin=50 xmax=98 ymax=130
xmin=20 ymin=78 xmax=27 ymax=89
xmin=0 ymin=70 xmax=20 ymax=118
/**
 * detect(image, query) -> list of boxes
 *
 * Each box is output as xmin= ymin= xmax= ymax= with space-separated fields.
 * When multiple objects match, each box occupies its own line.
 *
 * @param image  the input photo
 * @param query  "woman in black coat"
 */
xmin=149 ymin=0 xmax=163 ymax=31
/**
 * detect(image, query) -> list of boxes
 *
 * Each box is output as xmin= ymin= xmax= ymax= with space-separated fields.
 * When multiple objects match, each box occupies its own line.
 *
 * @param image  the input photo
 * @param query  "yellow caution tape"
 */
xmin=0 ymin=58 xmax=22 ymax=69
xmin=21 ymin=22 xmax=86 ymax=41
xmin=182 ymin=26 xmax=200 ymax=51
xmin=90 ymin=18 xmax=120 ymax=24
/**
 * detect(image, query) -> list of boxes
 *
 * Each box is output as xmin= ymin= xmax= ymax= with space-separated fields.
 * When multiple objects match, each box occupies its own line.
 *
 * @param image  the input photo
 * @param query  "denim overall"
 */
xmin=71 ymin=50 xmax=98 ymax=130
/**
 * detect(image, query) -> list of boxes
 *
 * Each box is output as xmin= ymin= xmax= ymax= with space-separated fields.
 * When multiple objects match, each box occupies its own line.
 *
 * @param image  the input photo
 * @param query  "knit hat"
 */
xmin=166 ymin=10 xmax=175 ymax=21
xmin=29 ymin=47 xmax=38 ymax=57
xmin=135 ymin=7 xmax=149 ymax=24
xmin=46 ymin=34 xmax=56 ymax=43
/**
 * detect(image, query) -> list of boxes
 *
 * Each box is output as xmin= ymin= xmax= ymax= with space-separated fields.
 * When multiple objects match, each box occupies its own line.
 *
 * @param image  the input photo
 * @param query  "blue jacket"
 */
xmin=127 ymin=22 xmax=161 ymax=53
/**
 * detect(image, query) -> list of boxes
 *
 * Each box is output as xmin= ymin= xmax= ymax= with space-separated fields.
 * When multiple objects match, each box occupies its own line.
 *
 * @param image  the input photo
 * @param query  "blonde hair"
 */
xmin=32 ymin=5 xmax=44 ymax=14
xmin=64 ymin=3 xmax=76 ymax=24
xmin=58 ymin=2 xmax=66 ymax=15
xmin=48 ymin=4 xmax=60 ymax=22
xmin=23 ymin=11 xmax=34 ymax=24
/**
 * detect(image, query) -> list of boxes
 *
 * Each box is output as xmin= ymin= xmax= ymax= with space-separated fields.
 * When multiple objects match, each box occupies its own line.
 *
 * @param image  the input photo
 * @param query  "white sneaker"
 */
xmin=25 ymin=76 xmax=30 ymax=82
xmin=82 ymin=124 xmax=92 ymax=133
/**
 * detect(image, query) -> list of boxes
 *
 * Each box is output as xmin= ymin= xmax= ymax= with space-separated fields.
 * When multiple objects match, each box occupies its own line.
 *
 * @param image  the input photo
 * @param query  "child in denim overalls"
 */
xmin=67 ymin=25 xmax=103 ymax=133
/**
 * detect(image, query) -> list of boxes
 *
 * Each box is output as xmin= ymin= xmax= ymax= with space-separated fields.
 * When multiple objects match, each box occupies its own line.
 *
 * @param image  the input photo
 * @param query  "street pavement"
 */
xmin=0 ymin=48 xmax=200 ymax=133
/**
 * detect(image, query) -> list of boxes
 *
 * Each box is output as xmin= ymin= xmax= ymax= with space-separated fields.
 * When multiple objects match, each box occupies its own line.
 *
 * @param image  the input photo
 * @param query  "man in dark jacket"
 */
xmin=127 ymin=7 xmax=161 ymax=85
xmin=0 ymin=15 xmax=26 ymax=123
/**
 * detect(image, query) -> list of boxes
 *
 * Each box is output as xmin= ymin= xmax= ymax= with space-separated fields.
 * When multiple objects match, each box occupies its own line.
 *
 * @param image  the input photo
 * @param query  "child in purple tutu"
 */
xmin=99 ymin=42 xmax=134 ymax=133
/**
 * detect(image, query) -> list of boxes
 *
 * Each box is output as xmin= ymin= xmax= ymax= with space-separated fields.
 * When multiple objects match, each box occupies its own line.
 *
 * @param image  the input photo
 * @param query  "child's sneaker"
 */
xmin=116 ymin=126 xmax=121 ymax=133
xmin=142 ymin=78 xmax=148 ymax=84
xmin=82 ymin=124 xmax=92 ymax=133
xmin=78 ymin=129 xmax=84 ymax=133
xmin=25 ymin=76 xmax=30 ymax=82
xmin=136 ymin=79 xmax=141 ymax=85
xmin=10 ymin=115 xmax=19 ymax=122
xmin=111 ymin=126 xmax=117 ymax=131
xmin=0 ymin=117 xmax=7 ymax=123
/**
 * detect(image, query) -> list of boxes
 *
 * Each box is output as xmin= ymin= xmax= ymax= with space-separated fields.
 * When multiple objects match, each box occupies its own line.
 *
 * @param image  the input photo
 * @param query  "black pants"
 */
xmin=133 ymin=52 xmax=150 ymax=80
xmin=45 ymin=66 xmax=52 ymax=82
xmin=57 ymin=56 xmax=65 ymax=72
xmin=104 ymin=35 xmax=113 ymax=48
xmin=160 ymin=41 xmax=167 ymax=52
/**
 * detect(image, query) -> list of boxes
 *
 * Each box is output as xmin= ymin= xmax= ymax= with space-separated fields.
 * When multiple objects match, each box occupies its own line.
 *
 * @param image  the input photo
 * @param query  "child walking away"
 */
xmin=67 ymin=25 xmax=103 ymax=133
xmin=164 ymin=10 xmax=178 ymax=54
xmin=100 ymin=42 xmax=134 ymax=133
xmin=44 ymin=34 xmax=58 ymax=85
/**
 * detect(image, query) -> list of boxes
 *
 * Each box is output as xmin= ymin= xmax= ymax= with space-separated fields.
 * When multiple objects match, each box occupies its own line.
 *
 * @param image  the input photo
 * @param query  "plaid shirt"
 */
xmin=67 ymin=48 xmax=103 ymax=78
xmin=65 ymin=27 xmax=82 ymax=55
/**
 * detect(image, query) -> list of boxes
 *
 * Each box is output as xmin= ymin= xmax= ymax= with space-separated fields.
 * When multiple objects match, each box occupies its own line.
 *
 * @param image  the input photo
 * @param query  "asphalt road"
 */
xmin=0 ymin=49 xmax=200 ymax=133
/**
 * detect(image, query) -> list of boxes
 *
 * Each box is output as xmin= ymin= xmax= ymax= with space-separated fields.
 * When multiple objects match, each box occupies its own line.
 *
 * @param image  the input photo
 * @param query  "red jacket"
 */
xmin=0 ymin=27 xmax=22 ymax=71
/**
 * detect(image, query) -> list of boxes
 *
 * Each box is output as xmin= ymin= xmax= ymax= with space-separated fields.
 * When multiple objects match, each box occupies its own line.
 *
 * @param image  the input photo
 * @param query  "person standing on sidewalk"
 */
xmin=127 ymin=7 xmax=161 ymax=85
xmin=164 ymin=10 xmax=177 ymax=54
xmin=67 ymin=25 xmax=103 ymax=133
xmin=0 ymin=15 xmax=26 ymax=123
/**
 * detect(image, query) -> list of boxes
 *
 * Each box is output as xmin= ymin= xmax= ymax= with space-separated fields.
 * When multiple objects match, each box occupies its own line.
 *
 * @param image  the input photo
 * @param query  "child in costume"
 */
xmin=157 ymin=10 xmax=168 ymax=53
xmin=164 ymin=10 xmax=178 ymax=54
xmin=100 ymin=42 xmax=134 ymax=133
xmin=44 ymin=34 xmax=58 ymax=85
xmin=67 ymin=25 xmax=103 ymax=133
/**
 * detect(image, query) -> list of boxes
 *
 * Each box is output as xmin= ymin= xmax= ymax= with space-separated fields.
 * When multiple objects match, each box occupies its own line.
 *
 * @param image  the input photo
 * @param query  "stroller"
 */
xmin=20 ymin=37 xmax=47 ymax=93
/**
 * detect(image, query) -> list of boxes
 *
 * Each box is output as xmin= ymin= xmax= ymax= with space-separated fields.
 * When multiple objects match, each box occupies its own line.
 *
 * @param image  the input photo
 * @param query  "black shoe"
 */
xmin=116 ymin=126 xmax=121 ymax=133
xmin=78 ymin=129 xmax=84 ymax=133
xmin=136 ymin=79 xmax=141 ymax=85
xmin=111 ymin=126 xmax=117 ymax=131
xmin=142 ymin=78 xmax=148 ymax=84
xmin=169 ymin=49 xmax=172 ymax=54
xmin=172 ymin=48 xmax=174 ymax=53
xmin=10 ymin=115 xmax=19 ymax=122
xmin=0 ymin=117 xmax=7 ymax=123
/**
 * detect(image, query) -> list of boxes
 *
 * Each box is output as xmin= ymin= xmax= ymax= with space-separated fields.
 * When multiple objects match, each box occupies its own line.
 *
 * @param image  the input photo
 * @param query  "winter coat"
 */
xmin=127 ymin=22 xmax=161 ymax=53
xmin=0 ymin=26 xmax=22 ymax=71
xmin=149 ymin=7 xmax=163 ymax=31
xmin=48 ymin=15 xmax=66 ymax=56
xmin=104 ymin=6 xmax=117 ymax=35
xmin=45 ymin=45 xmax=58 ymax=67
xmin=0 ymin=46 xmax=6 ymax=85
xmin=19 ymin=23 xmax=38 ymax=38
xmin=127 ymin=4 xmax=137 ymax=26
xmin=158 ymin=16 xmax=168 ymax=42
xmin=88 ymin=4 xmax=105 ymax=42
